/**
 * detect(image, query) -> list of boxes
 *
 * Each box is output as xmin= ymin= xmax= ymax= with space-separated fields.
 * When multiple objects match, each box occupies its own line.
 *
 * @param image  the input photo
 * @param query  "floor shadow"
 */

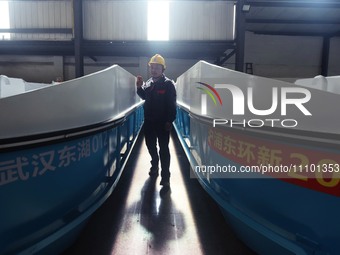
xmin=129 ymin=177 xmax=185 ymax=253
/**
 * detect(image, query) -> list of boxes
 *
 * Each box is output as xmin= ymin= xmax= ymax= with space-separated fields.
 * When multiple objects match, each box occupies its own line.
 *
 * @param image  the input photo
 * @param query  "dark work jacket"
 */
xmin=137 ymin=75 xmax=176 ymax=123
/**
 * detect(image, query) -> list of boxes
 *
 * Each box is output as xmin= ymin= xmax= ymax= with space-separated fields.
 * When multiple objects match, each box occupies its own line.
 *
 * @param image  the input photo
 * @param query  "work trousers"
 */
xmin=143 ymin=120 xmax=171 ymax=180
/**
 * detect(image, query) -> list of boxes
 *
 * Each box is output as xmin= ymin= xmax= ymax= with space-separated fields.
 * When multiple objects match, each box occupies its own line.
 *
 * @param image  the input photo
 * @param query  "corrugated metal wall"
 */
xmin=83 ymin=0 xmax=234 ymax=41
xmin=83 ymin=0 xmax=148 ymax=40
xmin=8 ymin=0 xmax=73 ymax=40
xmin=6 ymin=0 xmax=235 ymax=41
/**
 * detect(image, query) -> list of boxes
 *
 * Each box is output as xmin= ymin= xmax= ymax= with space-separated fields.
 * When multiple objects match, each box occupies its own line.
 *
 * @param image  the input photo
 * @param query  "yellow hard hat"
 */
xmin=148 ymin=54 xmax=166 ymax=69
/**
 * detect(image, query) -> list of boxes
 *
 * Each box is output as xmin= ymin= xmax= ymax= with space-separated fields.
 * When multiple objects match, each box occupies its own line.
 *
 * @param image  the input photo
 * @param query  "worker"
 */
xmin=136 ymin=54 xmax=177 ymax=187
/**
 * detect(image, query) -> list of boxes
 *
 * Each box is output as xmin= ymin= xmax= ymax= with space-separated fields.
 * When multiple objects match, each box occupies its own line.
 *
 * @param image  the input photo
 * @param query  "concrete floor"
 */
xmin=62 ymin=130 xmax=257 ymax=255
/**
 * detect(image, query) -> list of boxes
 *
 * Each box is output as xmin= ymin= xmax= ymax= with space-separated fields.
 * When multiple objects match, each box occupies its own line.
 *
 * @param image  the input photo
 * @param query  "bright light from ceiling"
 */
xmin=147 ymin=1 xmax=169 ymax=41
xmin=0 ymin=1 xmax=10 ymax=39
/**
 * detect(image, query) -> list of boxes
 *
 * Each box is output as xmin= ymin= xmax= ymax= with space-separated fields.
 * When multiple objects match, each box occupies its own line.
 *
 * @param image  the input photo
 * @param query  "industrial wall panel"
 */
xmin=169 ymin=1 xmax=234 ymax=40
xmin=83 ymin=1 xmax=147 ymax=40
xmin=8 ymin=1 xmax=73 ymax=40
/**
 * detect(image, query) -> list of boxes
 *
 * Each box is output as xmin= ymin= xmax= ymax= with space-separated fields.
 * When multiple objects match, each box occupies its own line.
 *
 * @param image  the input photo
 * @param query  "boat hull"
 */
xmin=175 ymin=105 xmax=340 ymax=255
xmin=174 ymin=60 xmax=340 ymax=255
xmin=0 ymin=106 xmax=143 ymax=254
xmin=0 ymin=64 xmax=144 ymax=254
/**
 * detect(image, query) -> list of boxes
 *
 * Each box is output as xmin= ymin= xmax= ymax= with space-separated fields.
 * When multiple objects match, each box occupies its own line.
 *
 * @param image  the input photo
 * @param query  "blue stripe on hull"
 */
xmin=174 ymin=106 xmax=339 ymax=255
xmin=0 ymin=107 xmax=144 ymax=255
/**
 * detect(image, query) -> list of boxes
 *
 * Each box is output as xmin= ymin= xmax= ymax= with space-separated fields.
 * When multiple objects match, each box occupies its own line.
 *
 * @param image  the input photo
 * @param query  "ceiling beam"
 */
xmin=246 ymin=1 xmax=340 ymax=8
xmin=333 ymin=31 xmax=340 ymax=36
xmin=83 ymin=40 xmax=235 ymax=59
xmin=0 ymin=40 xmax=235 ymax=59
xmin=0 ymin=41 xmax=74 ymax=55
xmin=0 ymin=28 xmax=72 ymax=34
xmin=246 ymin=19 xmax=340 ymax=25
xmin=249 ymin=30 xmax=339 ymax=37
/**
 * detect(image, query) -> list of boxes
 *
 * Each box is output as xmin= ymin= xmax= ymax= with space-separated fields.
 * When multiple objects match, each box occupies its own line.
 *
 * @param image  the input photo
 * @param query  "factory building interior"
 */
xmin=0 ymin=1 xmax=339 ymax=255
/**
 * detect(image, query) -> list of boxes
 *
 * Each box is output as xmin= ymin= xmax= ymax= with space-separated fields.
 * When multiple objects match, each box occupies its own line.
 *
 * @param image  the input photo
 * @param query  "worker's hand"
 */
xmin=136 ymin=75 xmax=144 ymax=88
xmin=165 ymin=122 xmax=172 ymax=132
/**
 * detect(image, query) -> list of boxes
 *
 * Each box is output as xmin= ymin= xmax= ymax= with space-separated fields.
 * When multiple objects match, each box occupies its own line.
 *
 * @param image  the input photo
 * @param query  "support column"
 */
xmin=321 ymin=36 xmax=330 ymax=76
xmin=235 ymin=0 xmax=247 ymax=72
xmin=139 ymin=57 xmax=148 ymax=80
xmin=53 ymin=56 xmax=64 ymax=81
xmin=73 ymin=0 xmax=84 ymax=77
